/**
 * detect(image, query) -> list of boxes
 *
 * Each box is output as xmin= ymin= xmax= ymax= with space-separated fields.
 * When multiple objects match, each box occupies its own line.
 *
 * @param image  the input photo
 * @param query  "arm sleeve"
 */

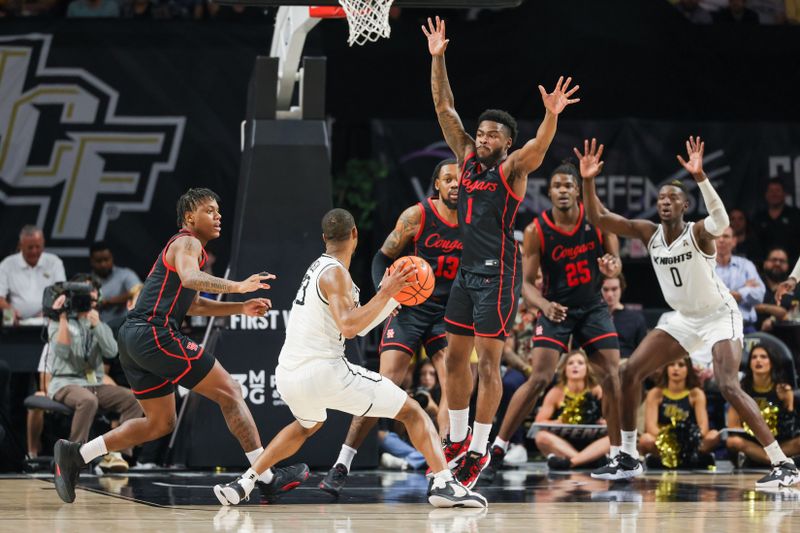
xmin=698 ymin=179 xmax=729 ymax=237
xmin=357 ymin=297 xmax=400 ymax=337
xmin=371 ymin=250 xmax=394 ymax=292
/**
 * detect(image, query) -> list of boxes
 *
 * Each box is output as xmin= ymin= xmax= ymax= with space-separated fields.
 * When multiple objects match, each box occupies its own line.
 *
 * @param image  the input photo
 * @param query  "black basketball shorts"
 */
xmin=533 ymin=299 xmax=619 ymax=354
xmin=379 ymin=299 xmax=448 ymax=357
xmin=444 ymin=268 xmax=521 ymax=340
xmin=118 ymin=321 xmax=216 ymax=400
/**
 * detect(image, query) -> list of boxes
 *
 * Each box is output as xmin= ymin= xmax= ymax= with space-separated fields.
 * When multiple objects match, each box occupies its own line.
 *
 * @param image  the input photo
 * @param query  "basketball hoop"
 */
xmin=311 ymin=1 xmax=395 ymax=47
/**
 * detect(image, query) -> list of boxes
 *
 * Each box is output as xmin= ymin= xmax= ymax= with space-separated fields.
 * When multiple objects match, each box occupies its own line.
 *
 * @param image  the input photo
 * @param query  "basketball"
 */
xmin=388 ymin=255 xmax=435 ymax=306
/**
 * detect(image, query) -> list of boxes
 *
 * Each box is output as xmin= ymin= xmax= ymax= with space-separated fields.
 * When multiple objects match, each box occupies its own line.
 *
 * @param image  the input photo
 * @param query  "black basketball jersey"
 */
xmin=457 ymin=152 xmax=523 ymax=276
xmin=128 ymin=229 xmax=208 ymax=330
xmin=412 ymin=197 xmax=462 ymax=300
xmin=657 ymin=389 xmax=695 ymax=427
xmin=535 ymin=204 xmax=605 ymax=307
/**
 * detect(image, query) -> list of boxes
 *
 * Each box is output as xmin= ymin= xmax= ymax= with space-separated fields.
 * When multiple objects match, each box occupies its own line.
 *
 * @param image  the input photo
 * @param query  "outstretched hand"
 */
xmin=422 ymin=16 xmax=449 ymax=56
xmin=573 ymin=138 xmax=605 ymax=179
xmin=539 ymin=76 xmax=580 ymax=115
xmin=677 ymin=135 xmax=705 ymax=179
xmin=242 ymin=298 xmax=271 ymax=317
xmin=236 ymin=272 xmax=276 ymax=294
xmin=597 ymin=254 xmax=621 ymax=278
xmin=380 ymin=260 xmax=417 ymax=297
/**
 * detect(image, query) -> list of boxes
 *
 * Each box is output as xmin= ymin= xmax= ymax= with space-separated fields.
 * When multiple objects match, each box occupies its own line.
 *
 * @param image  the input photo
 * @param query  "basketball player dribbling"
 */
xmin=213 ymin=209 xmax=486 ymax=508
xmin=320 ymin=160 xmax=461 ymax=496
xmin=422 ymin=16 xmax=580 ymax=487
xmin=52 ymin=188 xmax=309 ymax=503
xmin=578 ymin=137 xmax=799 ymax=487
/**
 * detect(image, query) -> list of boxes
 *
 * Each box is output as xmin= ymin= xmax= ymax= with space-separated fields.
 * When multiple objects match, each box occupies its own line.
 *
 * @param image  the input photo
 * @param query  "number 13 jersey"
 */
xmin=412 ymin=197 xmax=462 ymax=303
xmin=648 ymin=222 xmax=735 ymax=318
xmin=280 ymin=254 xmax=360 ymax=368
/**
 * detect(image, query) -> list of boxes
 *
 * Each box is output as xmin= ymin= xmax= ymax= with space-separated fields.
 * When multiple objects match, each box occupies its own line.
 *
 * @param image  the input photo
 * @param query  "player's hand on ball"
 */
xmin=236 ymin=272 xmax=276 ymax=294
xmin=544 ymin=301 xmax=568 ymax=323
xmin=597 ymin=253 xmax=620 ymax=277
xmin=242 ymin=298 xmax=271 ymax=316
xmin=381 ymin=260 xmax=417 ymax=297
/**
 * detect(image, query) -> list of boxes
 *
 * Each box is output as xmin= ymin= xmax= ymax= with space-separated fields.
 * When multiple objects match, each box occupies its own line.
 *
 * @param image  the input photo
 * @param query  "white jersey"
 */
xmin=279 ymin=254 xmax=360 ymax=369
xmin=647 ymin=222 xmax=736 ymax=318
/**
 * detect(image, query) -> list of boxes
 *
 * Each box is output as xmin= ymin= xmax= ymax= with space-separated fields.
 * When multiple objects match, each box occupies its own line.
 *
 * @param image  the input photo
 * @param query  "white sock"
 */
xmin=79 ymin=436 xmax=107 ymax=464
xmin=468 ymin=422 xmax=492 ymax=455
xmin=492 ymin=436 xmax=509 ymax=452
xmin=245 ymin=447 xmax=274 ymax=484
xmin=335 ymin=444 xmax=357 ymax=472
xmin=764 ymin=441 xmax=789 ymax=465
xmin=621 ymin=430 xmax=638 ymax=459
xmin=239 ymin=468 xmax=258 ymax=495
xmin=610 ymin=445 xmax=621 ymax=459
xmin=433 ymin=469 xmax=454 ymax=482
xmin=449 ymin=408 xmax=470 ymax=443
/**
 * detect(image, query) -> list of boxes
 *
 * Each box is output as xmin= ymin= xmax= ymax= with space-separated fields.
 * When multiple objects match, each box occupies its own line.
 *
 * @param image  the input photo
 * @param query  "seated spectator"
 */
xmin=534 ymin=350 xmax=609 ymax=471
xmin=67 ymin=0 xmax=119 ymax=17
xmin=715 ymin=226 xmax=765 ymax=333
xmin=676 ymin=0 xmax=714 ymax=23
xmin=752 ymin=178 xmax=800 ymax=262
xmin=47 ymin=275 xmax=142 ymax=472
xmin=602 ymin=274 xmax=647 ymax=358
xmin=639 ymin=356 xmax=719 ymax=469
xmin=726 ymin=344 xmax=800 ymax=466
xmin=408 ymin=359 xmax=440 ymax=426
xmin=729 ymin=207 xmax=762 ymax=260
xmin=757 ymin=246 xmax=799 ymax=331
xmin=0 ymin=225 xmax=66 ymax=322
xmin=89 ymin=242 xmax=142 ymax=324
xmin=713 ymin=0 xmax=760 ymax=22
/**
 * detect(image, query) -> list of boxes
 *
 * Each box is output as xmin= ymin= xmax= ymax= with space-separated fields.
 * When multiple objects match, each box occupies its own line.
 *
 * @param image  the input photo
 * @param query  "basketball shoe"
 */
xmin=319 ymin=463 xmax=348 ymax=497
xmin=591 ymin=452 xmax=643 ymax=480
xmin=454 ymin=450 xmax=490 ymax=489
xmin=427 ymin=476 xmax=488 ymax=508
xmin=756 ymin=461 xmax=800 ymax=489
xmin=53 ymin=439 xmax=85 ymax=503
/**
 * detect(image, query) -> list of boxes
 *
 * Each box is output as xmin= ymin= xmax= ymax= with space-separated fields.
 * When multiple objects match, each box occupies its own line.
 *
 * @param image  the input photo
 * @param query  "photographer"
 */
xmin=46 ymin=275 xmax=142 ymax=472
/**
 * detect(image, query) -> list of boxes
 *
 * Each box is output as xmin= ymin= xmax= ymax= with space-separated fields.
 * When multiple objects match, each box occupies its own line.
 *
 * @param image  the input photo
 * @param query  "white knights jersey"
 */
xmin=647 ymin=222 xmax=736 ymax=318
xmin=279 ymin=254 xmax=360 ymax=368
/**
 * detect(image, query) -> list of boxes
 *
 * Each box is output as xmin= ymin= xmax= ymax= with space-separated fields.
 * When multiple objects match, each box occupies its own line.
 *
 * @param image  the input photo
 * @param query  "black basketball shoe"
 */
xmin=319 ymin=463 xmax=349 ymax=497
xmin=53 ymin=440 xmax=86 ymax=503
xmin=214 ymin=476 xmax=255 ymax=506
xmin=427 ymin=476 xmax=488 ymax=508
xmin=257 ymin=463 xmax=310 ymax=501
xmin=756 ymin=461 xmax=800 ymax=489
xmin=591 ymin=452 xmax=643 ymax=480
xmin=478 ymin=445 xmax=506 ymax=484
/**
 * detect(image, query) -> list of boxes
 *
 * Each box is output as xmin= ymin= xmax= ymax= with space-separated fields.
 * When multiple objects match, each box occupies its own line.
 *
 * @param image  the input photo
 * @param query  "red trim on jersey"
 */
xmin=151 ymin=326 xmax=187 ymax=360
xmin=460 ymin=152 xmax=475 ymax=179
xmin=444 ymin=317 xmax=475 ymax=330
xmin=163 ymin=283 xmax=183 ymax=328
xmin=542 ymin=203 xmax=585 ymax=237
xmin=581 ymin=332 xmax=618 ymax=348
xmin=495 ymin=191 xmax=521 ymax=337
xmin=533 ymin=218 xmax=545 ymax=254
xmin=424 ymin=333 xmax=447 ymax=345
xmin=533 ymin=336 xmax=568 ymax=350
xmin=427 ymin=197 xmax=458 ymax=228
xmin=149 ymin=270 xmax=171 ymax=323
xmin=475 ymin=330 xmax=506 ymax=338
xmin=596 ymin=227 xmax=604 ymax=245
xmin=413 ymin=202 xmax=426 ymax=243
xmin=381 ymin=342 xmax=415 ymax=356
xmin=498 ymin=162 xmax=523 ymax=202
xmin=131 ymin=379 xmax=171 ymax=395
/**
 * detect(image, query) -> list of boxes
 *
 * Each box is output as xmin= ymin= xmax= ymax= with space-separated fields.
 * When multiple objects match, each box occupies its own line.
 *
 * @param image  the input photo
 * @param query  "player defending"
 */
xmin=423 ymin=16 xmax=579 ymax=487
xmin=483 ymin=160 xmax=624 ymax=482
xmin=53 ymin=188 xmax=308 ymax=503
xmin=579 ymin=137 xmax=799 ymax=487
xmin=213 ymin=209 xmax=486 ymax=508
xmin=320 ymin=160 xmax=461 ymax=496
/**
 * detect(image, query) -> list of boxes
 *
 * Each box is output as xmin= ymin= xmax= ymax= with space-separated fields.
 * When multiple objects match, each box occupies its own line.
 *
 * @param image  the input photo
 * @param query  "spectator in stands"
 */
xmin=676 ymin=0 xmax=714 ymax=23
xmin=757 ymin=246 xmax=798 ymax=331
xmin=639 ymin=356 xmax=719 ymax=469
xmin=729 ymin=207 xmax=762 ymax=260
xmin=713 ymin=0 xmax=761 ymax=23
xmin=726 ymin=344 xmax=800 ymax=466
xmin=601 ymin=274 xmax=647 ymax=359
xmin=47 ymin=274 xmax=142 ymax=472
xmin=752 ymin=178 xmax=800 ymax=262
xmin=0 ymin=225 xmax=66 ymax=322
xmin=89 ymin=242 xmax=141 ymax=324
xmin=748 ymin=0 xmax=787 ymax=23
xmin=67 ymin=0 xmax=119 ymax=17
xmin=715 ymin=226 xmax=765 ymax=333
xmin=534 ymin=350 xmax=609 ymax=471
xmin=122 ymin=0 xmax=152 ymax=17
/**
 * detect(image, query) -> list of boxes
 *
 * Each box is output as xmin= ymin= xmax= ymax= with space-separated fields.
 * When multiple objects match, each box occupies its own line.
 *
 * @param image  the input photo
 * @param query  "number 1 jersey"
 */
xmin=535 ymin=204 xmax=605 ymax=308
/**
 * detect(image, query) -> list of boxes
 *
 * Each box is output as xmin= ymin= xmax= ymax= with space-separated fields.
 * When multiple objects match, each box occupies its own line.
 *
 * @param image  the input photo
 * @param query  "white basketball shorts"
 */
xmin=656 ymin=302 xmax=744 ymax=354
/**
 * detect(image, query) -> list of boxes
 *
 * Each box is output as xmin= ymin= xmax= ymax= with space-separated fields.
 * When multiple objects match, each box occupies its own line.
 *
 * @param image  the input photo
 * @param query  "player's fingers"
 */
xmin=590 ymin=137 xmax=597 ymax=154
xmin=562 ymin=76 xmax=572 ymax=93
xmin=566 ymin=84 xmax=580 ymax=97
xmin=596 ymin=144 xmax=604 ymax=159
xmin=677 ymin=154 xmax=687 ymax=167
xmin=567 ymin=98 xmax=580 ymax=104
xmin=554 ymin=75 xmax=564 ymax=93
xmin=258 ymin=283 xmax=271 ymax=290
xmin=573 ymin=147 xmax=582 ymax=160
xmin=538 ymin=85 xmax=547 ymax=98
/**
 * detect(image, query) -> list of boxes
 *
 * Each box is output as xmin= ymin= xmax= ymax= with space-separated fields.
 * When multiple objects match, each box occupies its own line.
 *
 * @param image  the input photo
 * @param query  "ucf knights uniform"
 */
xmin=532 ymin=204 xmax=619 ymax=353
xmin=380 ymin=197 xmax=462 ymax=356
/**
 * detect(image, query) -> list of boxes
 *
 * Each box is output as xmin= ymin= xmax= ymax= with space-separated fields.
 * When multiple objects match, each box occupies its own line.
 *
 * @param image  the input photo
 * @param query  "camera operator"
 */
xmin=46 ymin=274 xmax=142 ymax=472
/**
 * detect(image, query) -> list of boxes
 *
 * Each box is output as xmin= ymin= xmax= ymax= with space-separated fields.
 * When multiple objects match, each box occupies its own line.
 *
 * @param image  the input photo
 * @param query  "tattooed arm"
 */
xmin=371 ymin=205 xmax=423 ymax=290
xmin=422 ymin=16 xmax=475 ymax=162
xmin=172 ymin=236 xmax=273 ymax=294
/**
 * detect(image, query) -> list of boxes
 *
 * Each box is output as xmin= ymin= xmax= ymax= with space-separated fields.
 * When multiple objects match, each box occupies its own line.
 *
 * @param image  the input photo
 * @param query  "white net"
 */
xmin=337 ymin=0 xmax=395 ymax=46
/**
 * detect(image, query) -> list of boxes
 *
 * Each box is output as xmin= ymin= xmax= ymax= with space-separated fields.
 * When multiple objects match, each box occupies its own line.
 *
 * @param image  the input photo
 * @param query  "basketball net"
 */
xmin=337 ymin=0 xmax=395 ymax=46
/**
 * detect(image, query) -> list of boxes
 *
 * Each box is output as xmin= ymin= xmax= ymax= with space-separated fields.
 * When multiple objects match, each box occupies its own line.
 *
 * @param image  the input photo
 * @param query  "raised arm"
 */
xmin=422 ymin=16 xmax=474 ymax=162
xmin=521 ymin=221 xmax=567 ymax=322
xmin=502 ymin=76 xmax=580 ymax=191
xmin=172 ymin=235 xmax=273 ymax=294
xmin=575 ymin=138 xmax=658 ymax=243
xmin=371 ymin=205 xmax=423 ymax=290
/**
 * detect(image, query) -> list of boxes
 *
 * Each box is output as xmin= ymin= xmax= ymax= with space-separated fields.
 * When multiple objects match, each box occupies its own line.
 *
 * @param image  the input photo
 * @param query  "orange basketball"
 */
xmin=388 ymin=255 xmax=435 ymax=306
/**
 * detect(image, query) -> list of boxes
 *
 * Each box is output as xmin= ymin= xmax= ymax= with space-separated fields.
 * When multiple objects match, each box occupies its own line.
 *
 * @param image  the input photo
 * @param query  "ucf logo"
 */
xmin=0 ymin=34 xmax=184 ymax=255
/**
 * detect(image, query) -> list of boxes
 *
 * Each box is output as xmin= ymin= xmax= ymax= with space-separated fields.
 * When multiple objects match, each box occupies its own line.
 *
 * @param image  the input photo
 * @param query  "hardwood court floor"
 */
xmin=3 ymin=467 xmax=800 ymax=532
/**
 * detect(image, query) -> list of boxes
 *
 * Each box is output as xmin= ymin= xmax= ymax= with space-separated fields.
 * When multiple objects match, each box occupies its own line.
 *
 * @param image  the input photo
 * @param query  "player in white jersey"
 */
xmin=576 ymin=137 xmax=799 ymax=488
xmin=213 ymin=209 xmax=487 ymax=508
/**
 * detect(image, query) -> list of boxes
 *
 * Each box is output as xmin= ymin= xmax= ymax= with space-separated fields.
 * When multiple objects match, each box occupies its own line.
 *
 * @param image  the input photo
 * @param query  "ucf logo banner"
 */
xmin=0 ymin=34 xmax=185 ymax=256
